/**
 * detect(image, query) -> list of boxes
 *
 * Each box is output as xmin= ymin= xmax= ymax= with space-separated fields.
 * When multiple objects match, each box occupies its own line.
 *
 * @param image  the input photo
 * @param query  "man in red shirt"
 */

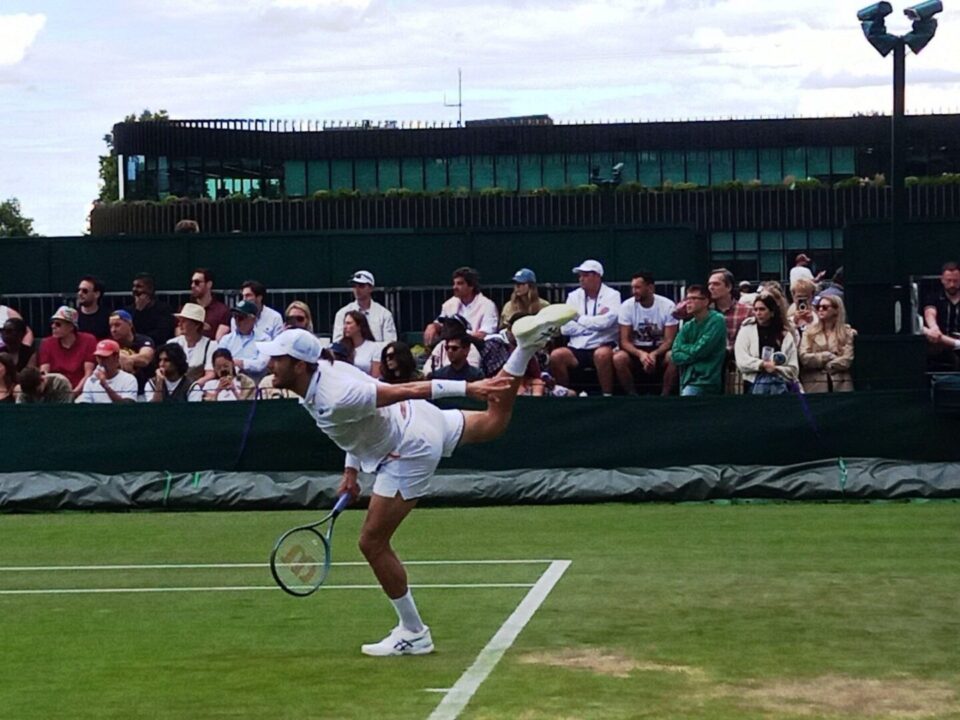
xmin=187 ymin=268 xmax=230 ymax=340
xmin=38 ymin=306 xmax=97 ymax=395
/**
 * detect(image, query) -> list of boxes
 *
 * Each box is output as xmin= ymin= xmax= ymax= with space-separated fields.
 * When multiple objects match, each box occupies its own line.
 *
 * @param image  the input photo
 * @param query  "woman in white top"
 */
xmin=342 ymin=310 xmax=381 ymax=377
xmin=735 ymin=294 xmax=799 ymax=394
xmin=172 ymin=302 xmax=217 ymax=386
xmin=191 ymin=348 xmax=257 ymax=402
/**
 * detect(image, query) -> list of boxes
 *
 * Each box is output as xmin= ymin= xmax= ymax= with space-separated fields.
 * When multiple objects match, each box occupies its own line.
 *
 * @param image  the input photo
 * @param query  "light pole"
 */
xmin=857 ymin=0 xmax=943 ymax=332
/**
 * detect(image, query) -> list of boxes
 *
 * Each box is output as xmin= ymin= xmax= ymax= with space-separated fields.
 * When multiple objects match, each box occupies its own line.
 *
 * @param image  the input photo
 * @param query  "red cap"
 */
xmin=94 ymin=339 xmax=120 ymax=357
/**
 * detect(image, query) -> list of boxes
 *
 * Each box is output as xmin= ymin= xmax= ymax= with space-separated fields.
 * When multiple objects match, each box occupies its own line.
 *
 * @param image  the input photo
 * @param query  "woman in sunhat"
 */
xmin=171 ymin=302 xmax=218 ymax=386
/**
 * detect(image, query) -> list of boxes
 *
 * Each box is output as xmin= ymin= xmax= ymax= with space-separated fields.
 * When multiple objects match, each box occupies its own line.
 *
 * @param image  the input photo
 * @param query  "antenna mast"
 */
xmin=443 ymin=68 xmax=463 ymax=127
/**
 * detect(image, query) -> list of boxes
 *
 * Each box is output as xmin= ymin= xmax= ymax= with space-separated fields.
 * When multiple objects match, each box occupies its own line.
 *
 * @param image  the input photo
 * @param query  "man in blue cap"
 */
xmin=109 ymin=309 xmax=156 ymax=396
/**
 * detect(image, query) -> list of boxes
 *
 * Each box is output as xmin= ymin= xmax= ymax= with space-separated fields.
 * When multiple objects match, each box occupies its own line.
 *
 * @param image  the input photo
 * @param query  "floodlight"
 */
xmin=904 ymin=0 xmax=942 ymax=20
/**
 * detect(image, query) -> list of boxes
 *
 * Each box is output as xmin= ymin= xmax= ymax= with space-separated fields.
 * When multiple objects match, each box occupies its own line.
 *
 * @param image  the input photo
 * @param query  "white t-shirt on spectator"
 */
xmin=171 ymin=335 xmax=218 ymax=374
xmin=352 ymin=340 xmax=383 ymax=376
xmin=333 ymin=301 xmax=398 ymax=343
xmin=76 ymin=370 xmax=138 ymax=403
xmin=617 ymin=295 xmax=678 ymax=349
xmin=789 ymin=265 xmax=815 ymax=286
xmin=189 ymin=378 xmax=244 ymax=402
xmin=439 ymin=293 xmax=499 ymax=336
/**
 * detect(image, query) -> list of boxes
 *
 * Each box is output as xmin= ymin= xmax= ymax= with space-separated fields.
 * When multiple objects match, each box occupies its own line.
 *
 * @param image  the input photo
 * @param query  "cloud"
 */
xmin=0 ymin=13 xmax=46 ymax=66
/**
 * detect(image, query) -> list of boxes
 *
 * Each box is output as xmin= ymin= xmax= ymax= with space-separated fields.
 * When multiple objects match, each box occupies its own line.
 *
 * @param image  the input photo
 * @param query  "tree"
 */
xmin=98 ymin=109 xmax=169 ymax=202
xmin=0 ymin=198 xmax=36 ymax=237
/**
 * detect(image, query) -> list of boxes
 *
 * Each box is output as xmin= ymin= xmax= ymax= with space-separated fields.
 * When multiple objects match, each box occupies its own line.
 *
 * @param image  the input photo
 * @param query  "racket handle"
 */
xmin=332 ymin=492 xmax=352 ymax=516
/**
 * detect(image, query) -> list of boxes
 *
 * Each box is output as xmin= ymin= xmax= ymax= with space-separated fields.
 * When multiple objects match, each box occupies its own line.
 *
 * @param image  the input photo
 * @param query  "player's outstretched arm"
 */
xmin=375 ymin=376 xmax=511 ymax=408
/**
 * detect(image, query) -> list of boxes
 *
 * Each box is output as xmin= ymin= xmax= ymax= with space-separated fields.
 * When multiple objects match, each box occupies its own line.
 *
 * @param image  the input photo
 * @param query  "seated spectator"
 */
xmin=186 ymin=268 xmax=230 ymax=340
xmin=190 ymin=348 xmax=256 ymax=401
xmin=327 ymin=340 xmax=355 ymax=364
xmin=425 ymin=314 xmax=482 ymax=375
xmin=75 ymin=275 xmax=111 ymax=339
xmin=500 ymin=268 xmax=550 ymax=328
xmin=423 ymin=267 xmax=498 ymax=348
xmin=800 ymin=296 xmax=856 ymax=392
xmin=789 ymin=253 xmax=825 ymax=286
xmin=109 ymin=309 xmax=155 ymax=396
xmin=150 ymin=343 xmax=195 ymax=402
xmin=549 ymin=259 xmax=621 ymax=396
xmin=283 ymin=301 xmax=315 ymax=333
xmin=332 ymin=271 xmax=398 ymax=343
xmin=428 ymin=335 xmax=485 ymax=382
xmin=76 ymin=339 xmax=138 ymax=404
xmin=15 ymin=368 xmax=73 ymax=404
xmin=922 ymin=261 xmax=960 ymax=369
xmin=218 ymin=300 xmax=269 ymax=382
xmin=258 ymin=373 xmax=298 ymax=399
xmin=1 ymin=317 xmax=37 ymax=372
xmin=224 ymin=280 xmax=283 ymax=341
xmin=340 ymin=310 xmax=381 ymax=377
xmin=124 ymin=272 xmax=175 ymax=346
xmin=788 ymin=278 xmax=818 ymax=337
xmin=613 ymin=271 xmax=678 ymax=395
xmin=379 ymin=341 xmax=421 ymax=384
xmin=38 ymin=306 xmax=97 ymax=396
xmin=819 ymin=266 xmax=845 ymax=300
xmin=668 ymin=285 xmax=727 ymax=396
xmin=0 ymin=352 xmax=17 ymax=403
xmin=735 ymin=294 xmax=800 ymax=395
xmin=171 ymin=303 xmax=218 ymax=386
xmin=0 ymin=301 xmax=34 ymax=346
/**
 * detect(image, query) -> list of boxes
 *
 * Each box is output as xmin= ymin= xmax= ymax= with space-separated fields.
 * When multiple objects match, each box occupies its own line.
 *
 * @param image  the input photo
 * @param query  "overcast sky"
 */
xmin=2 ymin=0 xmax=958 ymax=236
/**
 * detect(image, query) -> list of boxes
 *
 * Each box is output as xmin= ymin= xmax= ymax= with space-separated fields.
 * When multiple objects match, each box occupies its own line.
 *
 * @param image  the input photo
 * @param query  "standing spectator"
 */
xmin=738 ymin=280 xmax=759 ymax=307
xmin=735 ymin=294 xmax=800 ymax=395
xmin=0 ymin=300 xmax=34 ymax=347
xmin=379 ymin=341 xmax=421 ymax=384
xmin=221 ymin=280 xmax=283 ymax=341
xmin=819 ymin=266 xmax=845 ymax=300
xmin=788 ymin=278 xmax=818 ymax=337
xmin=217 ymin=300 xmax=269 ymax=382
xmin=333 ymin=271 xmax=397 ymax=343
xmin=149 ymin=343 xmax=194 ymax=402
xmin=171 ymin=303 xmax=218 ymax=386
xmin=549 ymin=259 xmax=621 ymax=396
xmin=800 ymin=297 xmax=856 ymax=393
xmin=124 ymin=273 xmax=175 ymax=346
xmin=15 ymin=367 xmax=73 ymax=404
xmin=500 ymin=268 xmax=550 ymax=328
xmin=187 ymin=268 xmax=230 ymax=340
xmin=190 ymin=348 xmax=256 ymax=402
xmin=427 ymin=336 xmax=485 ymax=382
xmin=789 ymin=253 xmax=825 ymax=286
xmin=422 ymin=267 xmax=498 ymax=347
xmin=75 ymin=276 xmax=111 ymax=339
xmin=76 ymin=339 xmax=138 ymax=404
xmin=0 ymin=352 xmax=17 ymax=403
xmin=923 ymin=261 xmax=960 ymax=369
xmin=1 ymin=318 xmax=37 ymax=372
xmin=708 ymin=269 xmax=753 ymax=352
xmin=668 ymin=285 xmax=727 ymax=396
xmin=613 ymin=271 xmax=678 ymax=395
xmin=109 ymin=309 xmax=155 ymax=395
xmin=283 ymin=301 xmax=314 ymax=333
xmin=38 ymin=306 xmax=97 ymax=395
xmin=340 ymin=310 xmax=382 ymax=378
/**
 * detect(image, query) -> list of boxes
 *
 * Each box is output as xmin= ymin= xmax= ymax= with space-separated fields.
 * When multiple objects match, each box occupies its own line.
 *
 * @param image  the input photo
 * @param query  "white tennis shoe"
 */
xmin=361 ymin=625 xmax=435 ymax=657
xmin=512 ymin=304 xmax=578 ymax=351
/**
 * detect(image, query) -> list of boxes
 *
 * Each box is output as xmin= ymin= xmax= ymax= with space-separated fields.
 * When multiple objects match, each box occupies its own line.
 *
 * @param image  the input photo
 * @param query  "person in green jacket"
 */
xmin=668 ymin=285 xmax=727 ymax=396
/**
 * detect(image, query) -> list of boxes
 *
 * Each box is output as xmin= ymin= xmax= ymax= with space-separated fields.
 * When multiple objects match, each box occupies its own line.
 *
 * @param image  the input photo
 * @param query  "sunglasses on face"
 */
xmin=190 ymin=279 xmax=205 ymax=286
xmin=286 ymin=315 xmax=307 ymax=324
xmin=52 ymin=320 xmax=68 ymax=327
xmin=76 ymin=288 xmax=91 ymax=294
xmin=384 ymin=352 xmax=396 ymax=360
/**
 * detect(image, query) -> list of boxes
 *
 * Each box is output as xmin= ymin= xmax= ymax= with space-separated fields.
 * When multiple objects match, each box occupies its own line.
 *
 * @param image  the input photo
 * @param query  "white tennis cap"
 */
xmin=350 ymin=270 xmax=375 ymax=286
xmin=257 ymin=328 xmax=322 ymax=363
xmin=572 ymin=259 xmax=604 ymax=276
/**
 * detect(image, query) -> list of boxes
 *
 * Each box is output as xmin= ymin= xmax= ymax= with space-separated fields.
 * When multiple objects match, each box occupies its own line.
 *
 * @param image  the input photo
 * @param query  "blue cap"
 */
xmin=110 ymin=309 xmax=134 ymax=325
xmin=512 ymin=268 xmax=537 ymax=284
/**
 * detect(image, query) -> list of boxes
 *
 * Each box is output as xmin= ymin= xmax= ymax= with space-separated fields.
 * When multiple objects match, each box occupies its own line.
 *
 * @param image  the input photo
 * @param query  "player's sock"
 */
xmin=390 ymin=589 xmax=425 ymax=633
xmin=503 ymin=345 xmax=535 ymax=377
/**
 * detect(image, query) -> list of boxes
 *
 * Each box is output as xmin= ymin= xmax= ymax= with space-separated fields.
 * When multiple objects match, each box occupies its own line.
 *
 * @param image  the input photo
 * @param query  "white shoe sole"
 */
xmin=513 ymin=305 xmax=578 ymax=348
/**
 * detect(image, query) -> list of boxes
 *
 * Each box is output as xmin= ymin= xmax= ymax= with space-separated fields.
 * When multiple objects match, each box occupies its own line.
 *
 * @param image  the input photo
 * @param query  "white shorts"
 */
xmin=372 ymin=400 xmax=465 ymax=500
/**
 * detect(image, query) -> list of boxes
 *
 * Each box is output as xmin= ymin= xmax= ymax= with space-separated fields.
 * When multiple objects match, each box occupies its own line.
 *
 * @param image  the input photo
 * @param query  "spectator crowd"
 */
xmin=3 ymin=254 xmax=958 ymax=405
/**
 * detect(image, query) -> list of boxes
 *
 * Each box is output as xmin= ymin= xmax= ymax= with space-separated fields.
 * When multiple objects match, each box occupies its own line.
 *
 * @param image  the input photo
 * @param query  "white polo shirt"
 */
xmin=439 ymin=293 xmax=499 ymax=336
xmin=561 ymin=284 xmax=622 ymax=349
xmin=332 ymin=301 xmax=398 ymax=343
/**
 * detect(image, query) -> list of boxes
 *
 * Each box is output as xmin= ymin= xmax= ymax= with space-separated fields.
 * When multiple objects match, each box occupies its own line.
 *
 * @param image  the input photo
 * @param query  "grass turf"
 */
xmin=0 ymin=503 xmax=958 ymax=719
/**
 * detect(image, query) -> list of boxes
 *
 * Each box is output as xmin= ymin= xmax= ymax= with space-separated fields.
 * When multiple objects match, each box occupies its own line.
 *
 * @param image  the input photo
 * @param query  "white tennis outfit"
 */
xmin=300 ymin=360 xmax=464 ymax=500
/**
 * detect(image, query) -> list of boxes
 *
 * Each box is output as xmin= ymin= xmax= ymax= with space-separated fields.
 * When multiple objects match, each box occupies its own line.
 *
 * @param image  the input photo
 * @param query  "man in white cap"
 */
xmin=332 ymin=270 xmax=397 ymax=343
xmin=76 ymin=339 xmax=138 ymax=404
xmin=259 ymin=303 xmax=577 ymax=657
xmin=548 ymin=259 xmax=622 ymax=396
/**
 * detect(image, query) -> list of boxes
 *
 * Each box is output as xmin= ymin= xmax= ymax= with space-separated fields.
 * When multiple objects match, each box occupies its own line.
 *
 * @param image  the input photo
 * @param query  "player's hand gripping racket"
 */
xmin=270 ymin=492 xmax=351 ymax=596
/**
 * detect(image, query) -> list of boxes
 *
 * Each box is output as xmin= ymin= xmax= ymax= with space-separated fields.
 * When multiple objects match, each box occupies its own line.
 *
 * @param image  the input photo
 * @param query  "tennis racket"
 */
xmin=270 ymin=492 xmax=352 ymax=597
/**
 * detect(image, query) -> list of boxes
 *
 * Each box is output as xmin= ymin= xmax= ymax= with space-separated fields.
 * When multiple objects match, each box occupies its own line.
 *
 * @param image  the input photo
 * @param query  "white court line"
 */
xmin=0 ymin=582 xmax=535 ymax=596
xmin=428 ymin=559 xmax=572 ymax=720
xmin=0 ymin=559 xmax=559 ymax=572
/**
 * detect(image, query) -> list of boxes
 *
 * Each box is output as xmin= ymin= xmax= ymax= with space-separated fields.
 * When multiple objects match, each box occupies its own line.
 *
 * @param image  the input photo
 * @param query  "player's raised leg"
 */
xmin=460 ymin=304 xmax=577 ymax=444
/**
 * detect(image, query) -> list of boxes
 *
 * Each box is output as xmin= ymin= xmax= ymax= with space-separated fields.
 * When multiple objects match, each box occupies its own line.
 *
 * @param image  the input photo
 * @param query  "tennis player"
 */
xmin=258 ymin=304 xmax=576 ymax=656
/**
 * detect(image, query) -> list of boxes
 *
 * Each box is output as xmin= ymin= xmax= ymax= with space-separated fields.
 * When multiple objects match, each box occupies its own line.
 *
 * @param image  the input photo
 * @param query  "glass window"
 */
xmin=833 ymin=229 xmax=844 ymax=249
xmin=736 ymin=232 xmax=758 ymax=251
xmin=783 ymin=148 xmax=806 ymax=180
xmin=379 ymin=159 xmax=400 ymax=191
xmin=472 ymin=156 xmax=494 ymax=189
xmin=711 ymin=233 xmax=734 ymax=252
xmin=331 ymin=160 xmax=353 ymax=191
xmin=425 ymin=158 xmax=448 ymax=190
xmin=709 ymin=150 xmax=733 ymax=185
xmin=519 ymin=155 xmax=542 ymax=190
xmin=542 ymin=154 xmax=566 ymax=188
xmin=307 ymin=160 xmax=330 ymax=193
xmin=784 ymin=230 xmax=807 ymax=250
xmin=685 ymin=151 xmax=709 ymax=186
xmin=809 ymin=230 xmax=833 ymax=249
xmin=833 ymin=147 xmax=855 ymax=175
xmin=638 ymin=151 xmax=660 ymax=187
xmin=807 ymin=147 xmax=830 ymax=176
xmin=759 ymin=148 xmax=782 ymax=184
xmin=734 ymin=149 xmax=758 ymax=182
xmin=401 ymin=157 xmax=424 ymax=190
xmin=662 ymin=151 xmax=684 ymax=184
xmin=355 ymin=159 xmax=378 ymax=193
xmin=448 ymin=156 xmax=470 ymax=190
xmin=284 ymin=160 xmax=306 ymax=197
xmin=567 ymin=153 xmax=591 ymax=186
xmin=760 ymin=252 xmax=782 ymax=276
xmin=760 ymin=231 xmax=782 ymax=250
xmin=495 ymin=155 xmax=518 ymax=190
